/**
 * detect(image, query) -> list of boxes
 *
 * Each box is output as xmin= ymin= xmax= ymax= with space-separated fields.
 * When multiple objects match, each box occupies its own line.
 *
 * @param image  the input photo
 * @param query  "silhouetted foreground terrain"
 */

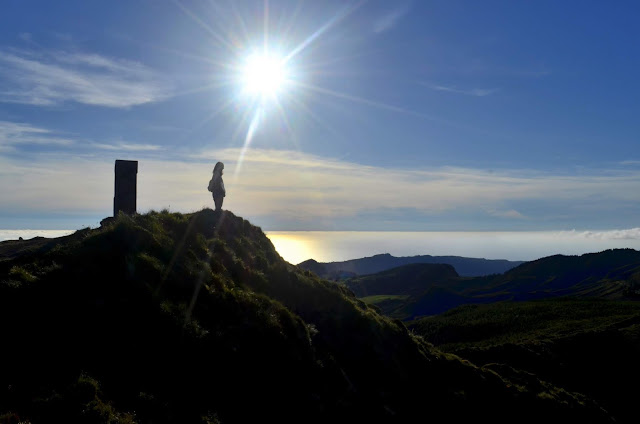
xmin=347 ymin=250 xmax=640 ymax=319
xmin=328 ymin=250 xmax=640 ymax=423
xmin=0 ymin=210 xmax=613 ymax=423
xmin=409 ymin=299 xmax=640 ymax=424
xmin=299 ymin=253 xmax=523 ymax=279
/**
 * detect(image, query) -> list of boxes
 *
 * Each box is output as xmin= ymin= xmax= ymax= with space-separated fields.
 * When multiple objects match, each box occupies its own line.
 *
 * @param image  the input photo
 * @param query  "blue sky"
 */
xmin=1 ymin=0 xmax=640 ymax=231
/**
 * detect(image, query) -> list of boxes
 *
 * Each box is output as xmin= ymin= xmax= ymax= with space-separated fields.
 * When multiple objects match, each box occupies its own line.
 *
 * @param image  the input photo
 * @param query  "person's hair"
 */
xmin=213 ymin=162 xmax=224 ymax=174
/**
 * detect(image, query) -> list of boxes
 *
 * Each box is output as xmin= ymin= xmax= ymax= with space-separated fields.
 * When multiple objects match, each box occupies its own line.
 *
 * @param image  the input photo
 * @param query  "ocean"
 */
xmin=265 ymin=230 xmax=640 ymax=265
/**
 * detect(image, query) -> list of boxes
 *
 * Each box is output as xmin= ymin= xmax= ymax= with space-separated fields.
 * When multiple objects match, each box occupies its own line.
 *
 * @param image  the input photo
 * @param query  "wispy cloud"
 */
xmin=91 ymin=142 xmax=163 ymax=152
xmin=0 ymin=120 xmax=162 ymax=153
xmin=373 ymin=4 xmax=411 ymax=34
xmin=423 ymin=83 xmax=498 ymax=97
xmin=0 ymin=120 xmax=73 ymax=148
xmin=0 ymin=48 xmax=172 ymax=107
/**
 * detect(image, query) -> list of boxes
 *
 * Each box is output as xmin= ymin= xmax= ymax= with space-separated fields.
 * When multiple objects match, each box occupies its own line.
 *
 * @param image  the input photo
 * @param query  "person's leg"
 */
xmin=214 ymin=196 xmax=223 ymax=211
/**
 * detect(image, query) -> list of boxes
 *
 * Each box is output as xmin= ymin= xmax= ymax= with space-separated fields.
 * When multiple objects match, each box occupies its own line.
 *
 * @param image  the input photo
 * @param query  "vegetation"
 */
xmin=345 ymin=263 xmax=458 ymax=297
xmin=410 ymin=298 xmax=640 ymax=423
xmin=340 ymin=249 xmax=640 ymax=320
xmin=298 ymin=253 xmax=523 ymax=279
xmin=360 ymin=294 xmax=410 ymax=304
xmin=0 ymin=210 xmax=613 ymax=423
xmin=359 ymin=295 xmax=410 ymax=316
xmin=410 ymin=298 xmax=640 ymax=349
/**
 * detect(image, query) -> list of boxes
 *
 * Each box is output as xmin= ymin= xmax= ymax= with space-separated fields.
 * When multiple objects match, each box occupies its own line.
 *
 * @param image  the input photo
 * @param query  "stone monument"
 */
xmin=114 ymin=159 xmax=138 ymax=216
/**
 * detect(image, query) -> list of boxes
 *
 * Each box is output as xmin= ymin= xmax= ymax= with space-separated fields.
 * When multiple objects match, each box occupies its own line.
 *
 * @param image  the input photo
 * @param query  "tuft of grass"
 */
xmin=9 ymin=266 xmax=37 ymax=283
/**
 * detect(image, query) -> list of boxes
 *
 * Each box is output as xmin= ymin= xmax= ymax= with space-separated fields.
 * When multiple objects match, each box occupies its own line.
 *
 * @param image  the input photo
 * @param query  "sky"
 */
xmin=1 ymin=0 xmax=640 ymax=232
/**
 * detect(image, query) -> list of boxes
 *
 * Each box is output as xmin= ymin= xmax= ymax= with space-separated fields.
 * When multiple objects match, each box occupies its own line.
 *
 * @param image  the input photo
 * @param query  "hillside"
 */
xmin=409 ymin=299 xmax=640 ymax=423
xmin=487 ymin=249 xmax=640 ymax=299
xmin=354 ymin=249 xmax=640 ymax=319
xmin=298 ymin=253 xmax=524 ymax=279
xmin=345 ymin=263 xmax=459 ymax=297
xmin=0 ymin=209 xmax=612 ymax=423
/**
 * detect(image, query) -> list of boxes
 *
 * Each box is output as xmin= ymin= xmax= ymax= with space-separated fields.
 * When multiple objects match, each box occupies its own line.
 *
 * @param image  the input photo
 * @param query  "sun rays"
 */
xmin=168 ymin=0 xmax=429 ymax=176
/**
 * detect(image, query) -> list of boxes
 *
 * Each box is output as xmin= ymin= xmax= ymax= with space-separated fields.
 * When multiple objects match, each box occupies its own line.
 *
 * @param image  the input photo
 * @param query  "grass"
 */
xmin=409 ymin=297 xmax=640 ymax=423
xmin=409 ymin=298 xmax=640 ymax=350
xmin=360 ymin=294 xmax=410 ymax=305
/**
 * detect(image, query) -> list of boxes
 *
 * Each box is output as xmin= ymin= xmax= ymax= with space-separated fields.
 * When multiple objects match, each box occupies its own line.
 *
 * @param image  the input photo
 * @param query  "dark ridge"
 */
xmin=298 ymin=252 xmax=524 ymax=278
xmin=352 ymin=248 xmax=640 ymax=320
xmin=345 ymin=263 xmax=459 ymax=297
xmin=0 ymin=209 xmax=612 ymax=423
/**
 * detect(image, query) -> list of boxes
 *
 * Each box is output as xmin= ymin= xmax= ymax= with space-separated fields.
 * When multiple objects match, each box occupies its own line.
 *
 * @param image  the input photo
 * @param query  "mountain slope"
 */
xmin=345 ymin=263 xmax=459 ymax=297
xmin=355 ymin=249 xmax=640 ymax=319
xmin=487 ymin=249 xmax=640 ymax=298
xmin=409 ymin=299 xmax=640 ymax=424
xmin=298 ymin=253 xmax=524 ymax=278
xmin=0 ymin=210 xmax=612 ymax=423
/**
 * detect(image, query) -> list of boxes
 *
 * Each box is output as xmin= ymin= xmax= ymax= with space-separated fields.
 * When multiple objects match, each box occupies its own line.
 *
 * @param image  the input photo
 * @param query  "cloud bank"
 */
xmin=2 ymin=147 xmax=640 ymax=231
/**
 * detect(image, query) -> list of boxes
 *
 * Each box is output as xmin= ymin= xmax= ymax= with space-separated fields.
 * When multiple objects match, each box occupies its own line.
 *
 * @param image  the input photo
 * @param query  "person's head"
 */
xmin=213 ymin=162 xmax=224 ymax=175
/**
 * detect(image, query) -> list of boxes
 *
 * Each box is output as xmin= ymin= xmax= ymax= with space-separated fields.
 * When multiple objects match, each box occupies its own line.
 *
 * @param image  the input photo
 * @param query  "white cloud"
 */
xmin=0 ymin=120 xmax=74 ymax=147
xmin=373 ymin=5 xmax=411 ymax=34
xmin=0 ymin=48 xmax=172 ymax=107
xmin=0 ymin=120 xmax=163 ymax=153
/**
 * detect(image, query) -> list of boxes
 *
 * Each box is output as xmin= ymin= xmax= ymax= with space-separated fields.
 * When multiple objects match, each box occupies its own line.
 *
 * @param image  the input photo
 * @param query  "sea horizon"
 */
xmin=4 ymin=228 xmax=640 ymax=266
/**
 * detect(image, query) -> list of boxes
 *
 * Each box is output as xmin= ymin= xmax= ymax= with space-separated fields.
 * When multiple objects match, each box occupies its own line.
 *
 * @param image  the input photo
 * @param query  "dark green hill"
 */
xmin=298 ymin=253 xmax=524 ymax=279
xmin=409 ymin=299 xmax=640 ymax=423
xmin=356 ymin=249 xmax=640 ymax=319
xmin=0 ymin=210 xmax=612 ymax=423
xmin=488 ymin=249 xmax=640 ymax=299
xmin=345 ymin=263 xmax=459 ymax=297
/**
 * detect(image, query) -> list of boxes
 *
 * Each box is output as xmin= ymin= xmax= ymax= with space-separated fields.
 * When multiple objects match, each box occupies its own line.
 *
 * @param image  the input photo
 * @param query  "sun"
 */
xmin=241 ymin=52 xmax=288 ymax=98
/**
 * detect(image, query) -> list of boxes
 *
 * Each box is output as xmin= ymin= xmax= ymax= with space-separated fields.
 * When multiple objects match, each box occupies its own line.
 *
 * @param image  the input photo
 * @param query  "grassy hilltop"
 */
xmin=0 ymin=210 xmax=614 ymax=423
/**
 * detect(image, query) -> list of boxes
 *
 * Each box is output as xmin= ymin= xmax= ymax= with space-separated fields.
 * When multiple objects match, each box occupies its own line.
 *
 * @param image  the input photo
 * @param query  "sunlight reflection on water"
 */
xmin=266 ymin=230 xmax=640 ymax=265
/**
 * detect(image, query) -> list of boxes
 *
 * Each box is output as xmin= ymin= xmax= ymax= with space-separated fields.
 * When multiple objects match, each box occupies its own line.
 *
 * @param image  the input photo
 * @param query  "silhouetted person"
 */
xmin=208 ymin=162 xmax=226 ymax=211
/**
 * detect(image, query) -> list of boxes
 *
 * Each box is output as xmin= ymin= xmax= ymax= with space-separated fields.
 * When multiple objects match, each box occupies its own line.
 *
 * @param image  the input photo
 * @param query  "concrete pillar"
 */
xmin=114 ymin=160 xmax=138 ymax=216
